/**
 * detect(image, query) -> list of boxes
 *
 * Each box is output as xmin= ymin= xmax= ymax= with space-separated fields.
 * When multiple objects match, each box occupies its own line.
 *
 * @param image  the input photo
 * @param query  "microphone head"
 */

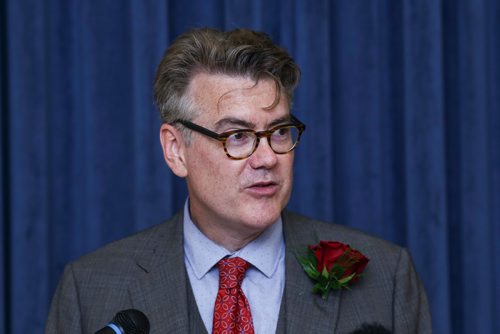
xmin=350 ymin=323 xmax=391 ymax=334
xmin=112 ymin=309 xmax=150 ymax=334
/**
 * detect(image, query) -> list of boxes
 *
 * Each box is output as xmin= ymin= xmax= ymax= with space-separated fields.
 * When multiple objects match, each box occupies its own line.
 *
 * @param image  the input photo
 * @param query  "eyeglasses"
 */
xmin=173 ymin=115 xmax=306 ymax=160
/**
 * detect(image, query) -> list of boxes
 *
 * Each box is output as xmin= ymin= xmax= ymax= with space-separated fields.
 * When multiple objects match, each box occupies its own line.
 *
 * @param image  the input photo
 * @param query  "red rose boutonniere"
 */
xmin=298 ymin=241 xmax=369 ymax=299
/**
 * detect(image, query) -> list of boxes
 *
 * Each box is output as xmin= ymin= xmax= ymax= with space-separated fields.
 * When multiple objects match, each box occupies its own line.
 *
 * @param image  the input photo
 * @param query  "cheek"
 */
xmin=280 ymin=154 xmax=295 ymax=184
xmin=186 ymin=143 xmax=243 ymax=193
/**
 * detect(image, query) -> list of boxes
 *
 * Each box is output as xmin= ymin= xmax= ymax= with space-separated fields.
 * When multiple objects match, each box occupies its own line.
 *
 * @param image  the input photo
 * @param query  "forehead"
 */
xmin=187 ymin=73 xmax=288 ymax=120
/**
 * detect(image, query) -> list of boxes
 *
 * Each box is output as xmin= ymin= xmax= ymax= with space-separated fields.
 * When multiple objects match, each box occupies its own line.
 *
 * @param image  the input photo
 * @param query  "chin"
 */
xmin=240 ymin=205 xmax=283 ymax=229
xmin=233 ymin=191 xmax=290 ymax=229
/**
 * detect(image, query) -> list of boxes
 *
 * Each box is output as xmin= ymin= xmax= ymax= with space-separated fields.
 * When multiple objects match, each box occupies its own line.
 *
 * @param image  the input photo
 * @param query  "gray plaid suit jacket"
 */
xmin=45 ymin=211 xmax=432 ymax=333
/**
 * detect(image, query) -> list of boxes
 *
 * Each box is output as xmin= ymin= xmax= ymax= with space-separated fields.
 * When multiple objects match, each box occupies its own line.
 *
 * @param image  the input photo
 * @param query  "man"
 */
xmin=45 ymin=28 xmax=431 ymax=333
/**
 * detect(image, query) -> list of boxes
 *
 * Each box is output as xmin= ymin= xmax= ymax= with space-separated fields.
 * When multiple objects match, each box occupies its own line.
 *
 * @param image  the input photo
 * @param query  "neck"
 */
xmin=192 ymin=218 xmax=264 ymax=252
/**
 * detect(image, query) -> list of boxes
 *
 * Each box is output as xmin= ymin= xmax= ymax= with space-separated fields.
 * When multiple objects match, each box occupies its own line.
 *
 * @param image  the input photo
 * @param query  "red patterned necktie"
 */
xmin=212 ymin=257 xmax=255 ymax=334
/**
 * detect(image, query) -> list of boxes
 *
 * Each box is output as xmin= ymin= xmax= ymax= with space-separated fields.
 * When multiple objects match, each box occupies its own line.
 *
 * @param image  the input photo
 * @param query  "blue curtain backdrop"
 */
xmin=1 ymin=0 xmax=499 ymax=333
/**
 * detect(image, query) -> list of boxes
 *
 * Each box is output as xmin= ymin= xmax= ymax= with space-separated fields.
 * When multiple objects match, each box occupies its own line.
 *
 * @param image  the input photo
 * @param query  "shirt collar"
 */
xmin=183 ymin=199 xmax=284 ymax=280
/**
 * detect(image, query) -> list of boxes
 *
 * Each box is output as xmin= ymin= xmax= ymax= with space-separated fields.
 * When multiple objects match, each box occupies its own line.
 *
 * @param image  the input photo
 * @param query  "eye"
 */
xmin=272 ymin=127 xmax=291 ymax=140
xmin=226 ymin=132 xmax=254 ymax=146
xmin=233 ymin=133 xmax=245 ymax=140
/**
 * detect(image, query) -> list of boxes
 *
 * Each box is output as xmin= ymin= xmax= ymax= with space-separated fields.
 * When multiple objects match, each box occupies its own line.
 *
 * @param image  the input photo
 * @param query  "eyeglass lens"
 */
xmin=225 ymin=126 xmax=300 ymax=158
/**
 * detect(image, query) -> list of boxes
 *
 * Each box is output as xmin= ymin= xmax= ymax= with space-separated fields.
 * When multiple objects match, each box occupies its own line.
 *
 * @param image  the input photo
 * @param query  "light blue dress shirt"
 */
xmin=183 ymin=200 xmax=286 ymax=333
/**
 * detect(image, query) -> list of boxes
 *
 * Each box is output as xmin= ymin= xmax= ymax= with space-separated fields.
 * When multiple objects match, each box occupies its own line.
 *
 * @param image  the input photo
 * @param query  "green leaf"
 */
xmin=306 ymin=249 xmax=318 ymax=266
xmin=338 ymin=272 xmax=356 ymax=285
xmin=305 ymin=267 xmax=320 ymax=280
xmin=331 ymin=263 xmax=345 ymax=278
xmin=297 ymin=256 xmax=321 ymax=281
xmin=321 ymin=267 xmax=329 ymax=279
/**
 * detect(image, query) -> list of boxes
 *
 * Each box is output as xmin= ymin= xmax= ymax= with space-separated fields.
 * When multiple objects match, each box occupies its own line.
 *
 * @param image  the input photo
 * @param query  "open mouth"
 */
xmin=246 ymin=181 xmax=279 ymax=196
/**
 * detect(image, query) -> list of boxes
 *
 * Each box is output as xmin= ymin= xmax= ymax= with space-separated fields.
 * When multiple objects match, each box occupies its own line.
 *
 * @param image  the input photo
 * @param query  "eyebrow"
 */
xmin=213 ymin=116 xmax=292 ymax=132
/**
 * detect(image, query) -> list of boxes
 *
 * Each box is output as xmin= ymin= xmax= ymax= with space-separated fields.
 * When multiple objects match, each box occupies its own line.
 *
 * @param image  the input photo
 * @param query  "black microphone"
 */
xmin=95 ymin=309 xmax=150 ymax=334
xmin=350 ymin=323 xmax=391 ymax=334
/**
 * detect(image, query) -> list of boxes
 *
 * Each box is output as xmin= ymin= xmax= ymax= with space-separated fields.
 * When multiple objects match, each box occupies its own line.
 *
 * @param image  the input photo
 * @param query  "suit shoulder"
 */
xmin=69 ymin=213 xmax=182 ymax=275
xmin=283 ymin=211 xmax=402 ymax=257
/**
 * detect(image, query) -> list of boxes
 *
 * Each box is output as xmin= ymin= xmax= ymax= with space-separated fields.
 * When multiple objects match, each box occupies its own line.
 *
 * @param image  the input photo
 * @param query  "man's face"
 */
xmin=176 ymin=73 xmax=295 ymax=243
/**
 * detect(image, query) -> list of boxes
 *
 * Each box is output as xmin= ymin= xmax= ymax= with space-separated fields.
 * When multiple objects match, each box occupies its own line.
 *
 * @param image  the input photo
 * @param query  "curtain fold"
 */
xmin=1 ymin=1 xmax=498 ymax=333
xmin=402 ymin=2 xmax=451 ymax=332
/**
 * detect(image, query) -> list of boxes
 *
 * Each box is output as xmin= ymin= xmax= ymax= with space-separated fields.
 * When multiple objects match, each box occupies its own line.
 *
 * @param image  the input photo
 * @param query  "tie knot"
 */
xmin=217 ymin=257 xmax=250 ymax=289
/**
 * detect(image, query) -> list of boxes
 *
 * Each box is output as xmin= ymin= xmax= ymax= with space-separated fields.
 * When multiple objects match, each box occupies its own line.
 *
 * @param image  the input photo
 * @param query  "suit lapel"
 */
xmin=126 ymin=213 xmax=205 ymax=333
xmin=280 ymin=212 xmax=341 ymax=333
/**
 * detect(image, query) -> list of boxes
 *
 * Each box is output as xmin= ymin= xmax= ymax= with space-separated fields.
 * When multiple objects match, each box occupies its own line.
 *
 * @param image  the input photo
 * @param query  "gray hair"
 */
xmin=153 ymin=28 xmax=301 ymax=125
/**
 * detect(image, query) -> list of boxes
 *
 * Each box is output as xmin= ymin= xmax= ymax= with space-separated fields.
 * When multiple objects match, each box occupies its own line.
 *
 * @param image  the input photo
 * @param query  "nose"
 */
xmin=248 ymin=137 xmax=278 ymax=169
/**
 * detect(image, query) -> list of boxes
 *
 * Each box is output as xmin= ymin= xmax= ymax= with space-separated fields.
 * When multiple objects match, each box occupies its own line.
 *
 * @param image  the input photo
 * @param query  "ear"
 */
xmin=160 ymin=123 xmax=188 ymax=178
